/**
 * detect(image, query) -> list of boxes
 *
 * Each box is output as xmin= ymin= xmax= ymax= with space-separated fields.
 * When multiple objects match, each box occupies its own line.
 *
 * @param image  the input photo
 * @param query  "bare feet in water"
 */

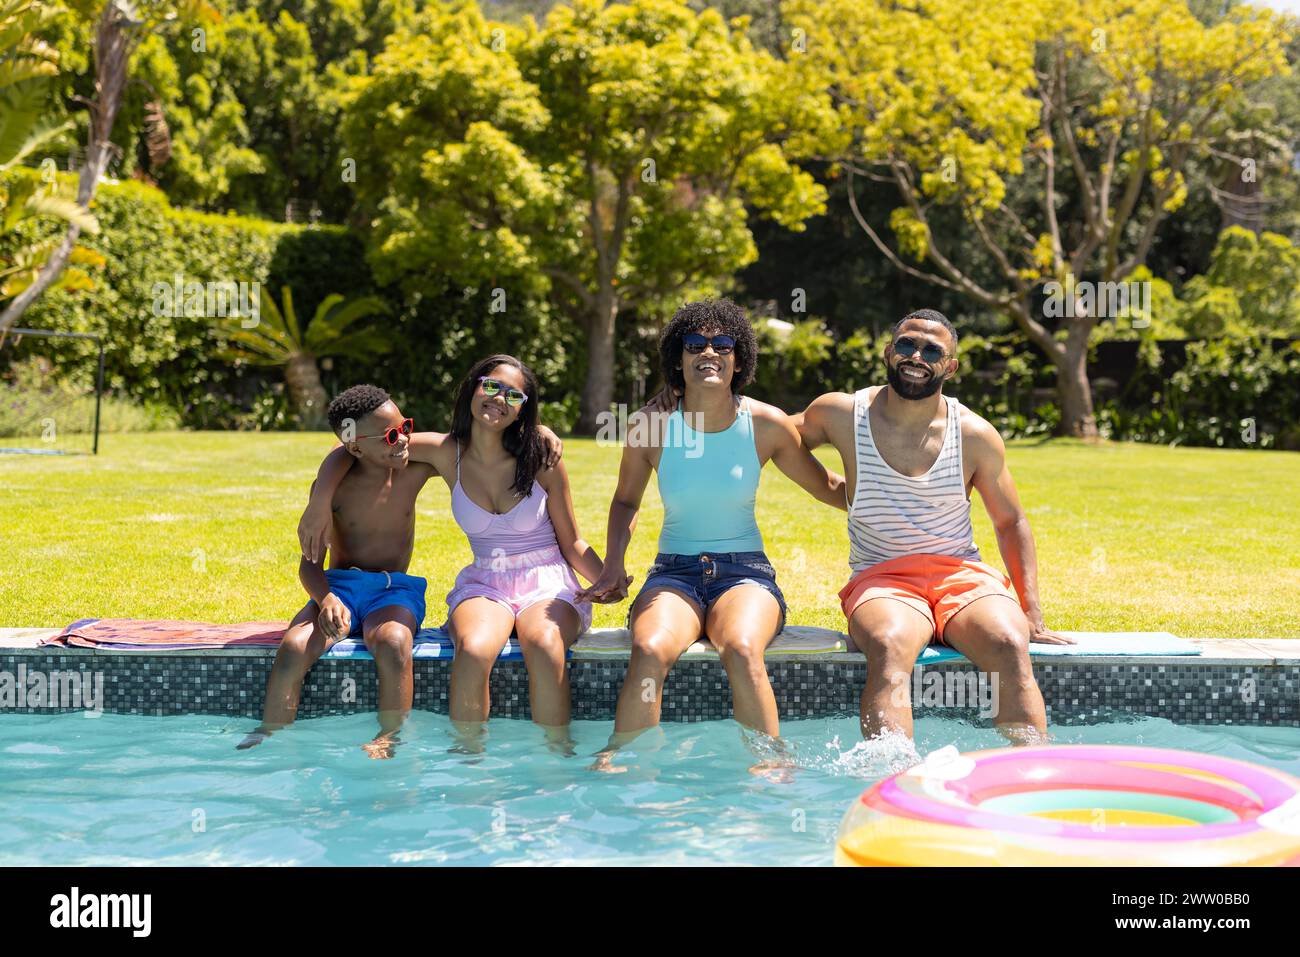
xmin=588 ymin=752 xmax=628 ymax=774
xmin=236 ymin=728 xmax=273 ymax=750
xmin=363 ymin=731 xmax=400 ymax=759
xmin=543 ymin=727 xmax=578 ymax=757
xmin=998 ymin=722 xmax=1052 ymax=747
xmin=449 ymin=720 xmax=486 ymax=756
xmin=748 ymin=759 xmax=795 ymax=783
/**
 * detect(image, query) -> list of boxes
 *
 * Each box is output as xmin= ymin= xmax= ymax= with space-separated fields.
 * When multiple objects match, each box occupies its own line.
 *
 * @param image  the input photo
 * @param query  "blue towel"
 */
xmin=919 ymin=630 xmax=1199 ymax=664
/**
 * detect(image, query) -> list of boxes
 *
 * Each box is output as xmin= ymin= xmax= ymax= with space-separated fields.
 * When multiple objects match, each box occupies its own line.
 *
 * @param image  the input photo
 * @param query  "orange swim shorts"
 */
xmin=837 ymin=554 xmax=1019 ymax=644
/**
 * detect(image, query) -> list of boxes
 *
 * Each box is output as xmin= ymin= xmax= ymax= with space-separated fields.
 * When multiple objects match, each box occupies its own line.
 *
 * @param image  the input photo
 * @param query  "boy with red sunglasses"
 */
xmin=241 ymin=383 xmax=563 ymax=758
xmin=239 ymin=384 xmax=434 ymax=757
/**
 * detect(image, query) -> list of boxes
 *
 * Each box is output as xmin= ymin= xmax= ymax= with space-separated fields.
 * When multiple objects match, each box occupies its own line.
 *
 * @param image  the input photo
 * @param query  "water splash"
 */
xmin=741 ymin=722 xmax=922 ymax=780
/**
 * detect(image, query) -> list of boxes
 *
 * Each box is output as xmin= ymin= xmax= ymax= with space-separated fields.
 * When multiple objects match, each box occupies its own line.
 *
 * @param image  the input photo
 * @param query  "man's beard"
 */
xmin=886 ymin=361 xmax=944 ymax=400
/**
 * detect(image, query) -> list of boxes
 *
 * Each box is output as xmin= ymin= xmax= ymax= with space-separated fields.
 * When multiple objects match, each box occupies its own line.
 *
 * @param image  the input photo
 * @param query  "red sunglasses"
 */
xmin=356 ymin=418 xmax=413 ymax=446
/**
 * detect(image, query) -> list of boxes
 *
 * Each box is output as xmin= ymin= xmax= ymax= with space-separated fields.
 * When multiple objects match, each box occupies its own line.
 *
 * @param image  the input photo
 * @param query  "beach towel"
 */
xmin=40 ymin=620 xmax=1199 ymax=662
xmin=44 ymin=618 xmax=286 ymax=650
xmin=41 ymin=618 xmax=514 ymax=659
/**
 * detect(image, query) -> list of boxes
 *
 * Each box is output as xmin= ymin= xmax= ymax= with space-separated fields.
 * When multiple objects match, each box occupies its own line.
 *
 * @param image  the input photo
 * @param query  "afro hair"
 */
xmin=659 ymin=298 xmax=758 ymax=396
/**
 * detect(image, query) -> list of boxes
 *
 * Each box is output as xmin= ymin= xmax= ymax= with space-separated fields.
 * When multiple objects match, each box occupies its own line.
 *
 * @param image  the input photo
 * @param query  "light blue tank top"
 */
xmin=656 ymin=395 xmax=764 ymax=554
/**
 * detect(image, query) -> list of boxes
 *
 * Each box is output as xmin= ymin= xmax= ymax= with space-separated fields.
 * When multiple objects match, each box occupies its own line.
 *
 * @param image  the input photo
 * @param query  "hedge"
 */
xmin=1 ymin=171 xmax=364 ymax=427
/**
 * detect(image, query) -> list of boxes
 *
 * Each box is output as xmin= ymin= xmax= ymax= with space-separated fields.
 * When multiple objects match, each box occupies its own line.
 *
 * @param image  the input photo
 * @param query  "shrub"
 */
xmin=1099 ymin=337 xmax=1300 ymax=450
xmin=0 ymin=171 xmax=359 ymax=427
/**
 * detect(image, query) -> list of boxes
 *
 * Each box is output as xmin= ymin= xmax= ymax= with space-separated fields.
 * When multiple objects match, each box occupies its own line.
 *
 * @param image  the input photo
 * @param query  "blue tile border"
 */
xmin=1 ymin=651 xmax=1296 ymax=726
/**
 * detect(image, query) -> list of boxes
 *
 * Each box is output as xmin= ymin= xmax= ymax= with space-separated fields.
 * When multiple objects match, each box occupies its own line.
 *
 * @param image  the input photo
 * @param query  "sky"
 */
xmin=1252 ymin=0 xmax=1300 ymax=14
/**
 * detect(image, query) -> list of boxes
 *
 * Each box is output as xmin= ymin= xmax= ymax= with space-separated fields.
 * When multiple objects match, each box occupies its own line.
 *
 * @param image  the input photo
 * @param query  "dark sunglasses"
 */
xmin=893 ymin=336 xmax=947 ymax=364
xmin=479 ymin=376 xmax=528 ymax=407
xmin=356 ymin=417 xmax=413 ymax=446
xmin=682 ymin=333 xmax=736 ymax=355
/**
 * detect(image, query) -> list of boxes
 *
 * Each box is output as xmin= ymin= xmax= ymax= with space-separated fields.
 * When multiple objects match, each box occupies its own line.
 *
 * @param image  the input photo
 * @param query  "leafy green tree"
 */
xmin=136 ymin=1 xmax=410 ymax=216
xmin=343 ymin=0 xmax=834 ymax=433
xmin=39 ymin=1 xmax=419 ymax=220
xmin=1 ymin=0 xmax=218 ymax=334
xmin=1177 ymin=227 xmax=1300 ymax=338
xmin=0 ymin=0 xmax=101 ymax=303
xmin=221 ymin=286 xmax=391 ymax=428
xmin=787 ymin=0 xmax=1292 ymax=437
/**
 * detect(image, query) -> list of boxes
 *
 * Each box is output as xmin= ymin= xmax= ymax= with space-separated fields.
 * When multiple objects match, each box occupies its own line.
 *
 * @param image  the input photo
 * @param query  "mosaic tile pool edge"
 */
xmin=1 ymin=653 xmax=1296 ymax=726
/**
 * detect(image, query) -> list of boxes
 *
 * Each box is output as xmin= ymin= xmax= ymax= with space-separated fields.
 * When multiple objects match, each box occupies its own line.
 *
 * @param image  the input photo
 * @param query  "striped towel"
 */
xmin=45 ymin=618 xmax=287 ymax=650
xmin=40 ymin=618 xmax=524 ymax=660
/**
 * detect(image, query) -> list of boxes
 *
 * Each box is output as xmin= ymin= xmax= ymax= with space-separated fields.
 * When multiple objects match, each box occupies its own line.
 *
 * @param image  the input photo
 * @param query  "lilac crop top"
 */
xmin=450 ymin=441 xmax=560 ymax=558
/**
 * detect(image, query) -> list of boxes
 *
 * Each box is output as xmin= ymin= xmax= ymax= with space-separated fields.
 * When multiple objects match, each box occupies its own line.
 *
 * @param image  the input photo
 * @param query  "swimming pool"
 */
xmin=3 ymin=713 xmax=1297 ymax=865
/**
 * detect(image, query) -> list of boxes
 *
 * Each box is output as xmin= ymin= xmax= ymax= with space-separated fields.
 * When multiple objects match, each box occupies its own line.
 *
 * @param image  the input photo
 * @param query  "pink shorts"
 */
xmin=444 ymin=544 xmax=592 ymax=632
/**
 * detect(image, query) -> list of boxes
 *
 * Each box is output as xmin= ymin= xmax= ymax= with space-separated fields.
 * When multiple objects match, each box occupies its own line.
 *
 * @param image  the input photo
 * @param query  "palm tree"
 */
xmin=221 ymin=287 xmax=392 ymax=429
xmin=0 ymin=0 xmax=102 ymax=302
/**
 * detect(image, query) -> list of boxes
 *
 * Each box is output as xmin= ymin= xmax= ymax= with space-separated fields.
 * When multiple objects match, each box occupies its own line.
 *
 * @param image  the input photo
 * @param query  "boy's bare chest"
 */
xmin=332 ymin=469 xmax=426 ymax=527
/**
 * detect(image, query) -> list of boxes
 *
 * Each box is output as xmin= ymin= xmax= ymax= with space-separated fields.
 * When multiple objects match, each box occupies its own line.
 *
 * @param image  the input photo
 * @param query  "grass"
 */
xmin=0 ymin=432 xmax=1297 ymax=638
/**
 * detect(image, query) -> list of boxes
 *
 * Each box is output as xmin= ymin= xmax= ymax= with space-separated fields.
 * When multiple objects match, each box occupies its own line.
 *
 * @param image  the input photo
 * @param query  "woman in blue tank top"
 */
xmin=577 ymin=299 xmax=847 ymax=771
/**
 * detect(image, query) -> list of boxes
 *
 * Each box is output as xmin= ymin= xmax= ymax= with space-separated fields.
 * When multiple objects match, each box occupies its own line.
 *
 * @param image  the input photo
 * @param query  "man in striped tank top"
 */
xmin=797 ymin=309 xmax=1074 ymax=744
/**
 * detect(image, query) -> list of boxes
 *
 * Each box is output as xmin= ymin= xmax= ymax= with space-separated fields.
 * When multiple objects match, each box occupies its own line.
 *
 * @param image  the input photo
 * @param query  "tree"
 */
xmin=1177 ymin=226 xmax=1300 ymax=338
xmin=0 ymin=0 xmax=102 ymax=302
xmin=787 ymin=0 xmax=1291 ymax=437
xmin=342 ymin=0 xmax=834 ymax=433
xmin=1 ymin=0 xmax=217 ymax=335
xmin=220 ymin=287 xmax=392 ymax=428
xmin=128 ymin=0 xmax=421 ymax=218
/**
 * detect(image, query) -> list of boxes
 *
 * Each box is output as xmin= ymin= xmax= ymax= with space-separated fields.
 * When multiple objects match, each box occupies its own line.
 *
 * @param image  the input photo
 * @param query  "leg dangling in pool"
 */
xmin=447 ymin=597 xmax=513 ymax=753
xmin=704 ymin=584 xmax=791 ymax=779
xmin=941 ymin=594 xmax=1048 ymax=746
xmin=238 ymin=602 xmax=333 ymax=750
xmin=516 ymin=599 xmax=583 ymax=756
xmin=360 ymin=606 xmax=416 ymax=759
xmin=591 ymin=586 xmax=701 ymax=772
xmin=848 ymin=597 xmax=935 ymax=740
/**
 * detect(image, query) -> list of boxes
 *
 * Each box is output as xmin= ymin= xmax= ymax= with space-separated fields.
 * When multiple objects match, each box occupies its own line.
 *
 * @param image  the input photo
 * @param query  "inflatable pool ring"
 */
xmin=836 ymin=744 xmax=1300 ymax=866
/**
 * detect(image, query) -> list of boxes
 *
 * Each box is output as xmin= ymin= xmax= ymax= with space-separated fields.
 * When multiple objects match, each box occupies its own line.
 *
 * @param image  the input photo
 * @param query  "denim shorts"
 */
xmin=628 ymin=551 xmax=787 ymax=632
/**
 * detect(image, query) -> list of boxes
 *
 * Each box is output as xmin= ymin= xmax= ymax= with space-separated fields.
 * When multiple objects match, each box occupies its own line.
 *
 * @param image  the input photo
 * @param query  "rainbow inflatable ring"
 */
xmin=836 ymin=744 xmax=1300 ymax=866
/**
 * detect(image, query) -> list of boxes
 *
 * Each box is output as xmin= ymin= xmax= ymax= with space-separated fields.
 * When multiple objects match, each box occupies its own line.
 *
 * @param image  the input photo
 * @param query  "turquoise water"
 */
xmin=1 ymin=713 xmax=1298 ymax=865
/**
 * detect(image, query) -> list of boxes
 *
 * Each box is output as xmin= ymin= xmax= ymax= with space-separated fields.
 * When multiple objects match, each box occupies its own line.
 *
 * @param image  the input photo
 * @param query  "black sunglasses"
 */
xmin=682 ymin=333 xmax=736 ymax=355
xmin=894 ymin=336 xmax=947 ymax=364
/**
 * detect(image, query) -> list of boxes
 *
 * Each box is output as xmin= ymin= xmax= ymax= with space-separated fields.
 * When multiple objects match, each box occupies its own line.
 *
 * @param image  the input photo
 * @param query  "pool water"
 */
xmin=2 ymin=713 xmax=1298 ymax=866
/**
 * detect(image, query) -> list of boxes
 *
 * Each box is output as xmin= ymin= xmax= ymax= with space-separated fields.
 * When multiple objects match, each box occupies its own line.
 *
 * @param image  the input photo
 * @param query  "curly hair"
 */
xmin=327 ymin=384 xmax=391 ymax=435
xmin=658 ymin=298 xmax=758 ymax=396
xmin=449 ymin=354 xmax=543 ymax=498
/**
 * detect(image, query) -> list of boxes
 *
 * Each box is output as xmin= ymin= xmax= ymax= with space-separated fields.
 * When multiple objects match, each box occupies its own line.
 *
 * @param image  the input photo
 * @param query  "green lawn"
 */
xmin=1 ymin=432 xmax=1297 ymax=638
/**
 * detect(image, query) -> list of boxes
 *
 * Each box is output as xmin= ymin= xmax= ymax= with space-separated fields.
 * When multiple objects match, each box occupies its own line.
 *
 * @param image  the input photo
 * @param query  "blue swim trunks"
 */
xmin=324 ymin=568 xmax=427 ymax=637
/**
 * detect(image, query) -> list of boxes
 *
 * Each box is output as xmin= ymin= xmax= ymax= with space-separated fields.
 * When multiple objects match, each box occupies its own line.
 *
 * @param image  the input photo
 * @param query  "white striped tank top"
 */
xmin=847 ymin=387 xmax=981 ymax=572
